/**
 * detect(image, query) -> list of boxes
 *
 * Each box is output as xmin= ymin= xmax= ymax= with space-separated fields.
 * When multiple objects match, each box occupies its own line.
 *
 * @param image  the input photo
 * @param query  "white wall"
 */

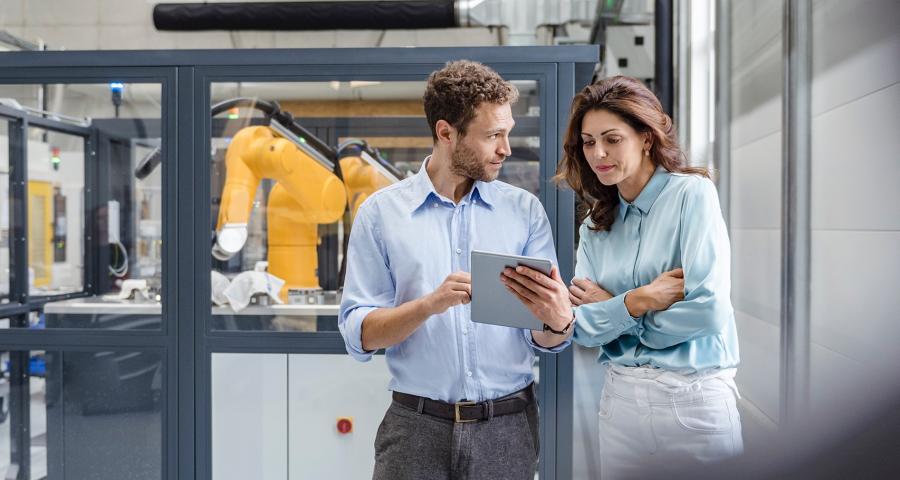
xmin=807 ymin=0 xmax=900 ymax=427
xmin=728 ymin=0 xmax=900 ymax=431
xmin=729 ymin=0 xmax=784 ymax=426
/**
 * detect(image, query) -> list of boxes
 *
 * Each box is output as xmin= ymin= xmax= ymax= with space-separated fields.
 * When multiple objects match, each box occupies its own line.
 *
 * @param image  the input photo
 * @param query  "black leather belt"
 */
xmin=392 ymin=383 xmax=534 ymax=423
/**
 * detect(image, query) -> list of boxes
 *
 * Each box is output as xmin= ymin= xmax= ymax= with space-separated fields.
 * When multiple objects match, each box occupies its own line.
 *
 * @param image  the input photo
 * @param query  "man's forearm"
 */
xmin=361 ymin=296 xmax=434 ymax=351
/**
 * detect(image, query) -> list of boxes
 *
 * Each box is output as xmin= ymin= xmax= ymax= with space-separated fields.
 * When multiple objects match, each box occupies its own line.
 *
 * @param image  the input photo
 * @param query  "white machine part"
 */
xmin=211 ymin=353 xmax=392 ymax=479
xmin=211 ymin=223 xmax=248 ymax=261
xmin=107 ymin=200 xmax=128 ymax=277
xmin=107 ymin=200 xmax=120 ymax=244
xmin=604 ymin=25 xmax=655 ymax=80
xmin=111 ymin=278 xmax=149 ymax=301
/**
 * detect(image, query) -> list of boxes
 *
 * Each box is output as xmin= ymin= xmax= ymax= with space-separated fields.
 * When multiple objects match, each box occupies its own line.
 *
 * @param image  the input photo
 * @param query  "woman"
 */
xmin=501 ymin=76 xmax=742 ymax=478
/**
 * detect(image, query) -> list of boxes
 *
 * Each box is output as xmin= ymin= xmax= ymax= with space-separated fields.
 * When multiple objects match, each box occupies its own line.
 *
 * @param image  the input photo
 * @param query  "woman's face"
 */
xmin=580 ymin=109 xmax=651 ymax=186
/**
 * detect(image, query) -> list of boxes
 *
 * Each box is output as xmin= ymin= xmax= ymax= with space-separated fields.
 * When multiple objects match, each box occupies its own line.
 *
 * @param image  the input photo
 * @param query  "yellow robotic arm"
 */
xmin=211 ymin=97 xmax=403 ymax=302
xmin=337 ymin=139 xmax=402 ymax=222
xmin=214 ymin=125 xmax=347 ymax=298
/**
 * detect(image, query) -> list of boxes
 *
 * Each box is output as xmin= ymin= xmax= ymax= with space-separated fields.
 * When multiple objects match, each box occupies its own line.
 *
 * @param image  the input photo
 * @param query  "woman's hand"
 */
xmin=568 ymin=277 xmax=613 ymax=306
xmin=501 ymin=265 xmax=573 ymax=333
xmin=625 ymin=268 xmax=685 ymax=317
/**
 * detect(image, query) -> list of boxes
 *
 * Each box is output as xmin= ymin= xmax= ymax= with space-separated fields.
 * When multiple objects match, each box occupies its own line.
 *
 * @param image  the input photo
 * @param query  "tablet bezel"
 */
xmin=470 ymin=249 xmax=552 ymax=331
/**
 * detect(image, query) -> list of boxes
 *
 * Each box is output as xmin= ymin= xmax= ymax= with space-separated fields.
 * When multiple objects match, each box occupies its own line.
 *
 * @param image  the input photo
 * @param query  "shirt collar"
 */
xmin=471 ymin=180 xmax=496 ymax=209
xmin=409 ymin=156 xmax=496 ymax=213
xmin=409 ymin=156 xmax=440 ymax=213
xmin=618 ymin=166 xmax=670 ymax=221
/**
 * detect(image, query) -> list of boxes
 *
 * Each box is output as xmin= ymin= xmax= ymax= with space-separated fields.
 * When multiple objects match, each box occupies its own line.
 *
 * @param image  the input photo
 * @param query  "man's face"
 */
xmin=450 ymin=102 xmax=515 ymax=182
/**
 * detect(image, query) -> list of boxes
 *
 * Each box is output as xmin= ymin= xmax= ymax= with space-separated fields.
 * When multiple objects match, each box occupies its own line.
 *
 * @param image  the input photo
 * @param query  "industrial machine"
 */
xmin=137 ymin=98 xmax=403 ymax=302
xmin=210 ymin=98 xmax=401 ymax=300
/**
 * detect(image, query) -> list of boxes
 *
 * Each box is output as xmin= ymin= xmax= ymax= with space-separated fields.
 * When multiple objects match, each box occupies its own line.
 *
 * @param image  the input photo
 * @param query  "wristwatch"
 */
xmin=543 ymin=313 xmax=575 ymax=335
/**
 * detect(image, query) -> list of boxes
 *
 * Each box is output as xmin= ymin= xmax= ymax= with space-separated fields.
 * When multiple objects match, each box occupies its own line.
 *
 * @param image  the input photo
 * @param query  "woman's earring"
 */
xmin=644 ymin=150 xmax=649 ymax=156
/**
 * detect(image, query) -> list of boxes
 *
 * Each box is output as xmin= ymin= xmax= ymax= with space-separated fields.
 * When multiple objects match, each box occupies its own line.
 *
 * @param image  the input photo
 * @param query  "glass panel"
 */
xmin=0 ymin=82 xmax=163 ymax=329
xmin=729 ymin=0 xmax=784 ymax=436
xmin=208 ymin=80 xmax=541 ymax=331
xmin=27 ymin=127 xmax=84 ymax=296
xmin=1 ymin=119 xmax=9 ymax=303
xmin=211 ymin=352 xmax=391 ymax=479
xmin=0 ymin=345 xmax=163 ymax=479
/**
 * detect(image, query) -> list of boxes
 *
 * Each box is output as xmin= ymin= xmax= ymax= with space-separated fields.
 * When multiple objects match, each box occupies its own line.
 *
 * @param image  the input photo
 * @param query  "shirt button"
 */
xmin=455 ymin=248 xmax=462 ymax=254
xmin=433 ymin=203 xmax=438 ymax=208
xmin=466 ymin=371 xmax=473 ymax=377
xmin=462 ymin=327 xmax=468 ymax=335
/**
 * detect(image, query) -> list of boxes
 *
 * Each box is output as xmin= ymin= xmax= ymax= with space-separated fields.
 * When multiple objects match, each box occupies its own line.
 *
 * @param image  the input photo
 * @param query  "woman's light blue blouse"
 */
xmin=572 ymin=167 xmax=739 ymax=372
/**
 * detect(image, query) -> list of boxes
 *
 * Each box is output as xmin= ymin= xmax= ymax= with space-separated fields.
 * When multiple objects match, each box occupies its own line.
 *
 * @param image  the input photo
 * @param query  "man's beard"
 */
xmin=449 ymin=139 xmax=500 ymax=182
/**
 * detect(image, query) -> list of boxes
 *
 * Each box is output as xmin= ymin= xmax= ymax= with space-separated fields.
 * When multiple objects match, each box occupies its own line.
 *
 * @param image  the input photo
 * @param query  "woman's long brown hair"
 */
xmin=554 ymin=76 xmax=708 ymax=231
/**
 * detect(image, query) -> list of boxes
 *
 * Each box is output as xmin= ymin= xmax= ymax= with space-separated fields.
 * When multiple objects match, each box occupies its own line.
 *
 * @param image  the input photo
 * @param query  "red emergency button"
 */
xmin=336 ymin=417 xmax=353 ymax=434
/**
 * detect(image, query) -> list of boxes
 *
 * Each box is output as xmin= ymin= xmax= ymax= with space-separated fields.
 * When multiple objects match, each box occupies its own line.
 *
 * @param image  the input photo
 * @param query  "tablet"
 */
xmin=470 ymin=249 xmax=552 ymax=330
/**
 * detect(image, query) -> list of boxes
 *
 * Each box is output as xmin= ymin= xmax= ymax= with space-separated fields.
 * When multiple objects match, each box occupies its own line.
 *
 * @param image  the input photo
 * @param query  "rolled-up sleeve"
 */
xmin=524 ymin=329 xmax=570 ymax=353
xmin=338 ymin=203 xmax=396 ymax=362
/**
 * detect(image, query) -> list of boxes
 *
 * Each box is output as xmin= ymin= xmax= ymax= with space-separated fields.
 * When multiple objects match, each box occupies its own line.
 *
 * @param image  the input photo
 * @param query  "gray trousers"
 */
xmin=372 ymin=394 xmax=540 ymax=480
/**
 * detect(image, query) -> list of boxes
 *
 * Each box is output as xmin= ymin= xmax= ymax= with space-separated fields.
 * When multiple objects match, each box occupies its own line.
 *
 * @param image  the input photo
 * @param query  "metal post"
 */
xmin=780 ymin=0 xmax=811 ymax=426
xmin=655 ymin=0 xmax=675 ymax=114
xmin=9 ymin=347 xmax=31 ymax=480
xmin=674 ymin=0 xmax=691 ymax=150
xmin=7 ymin=120 xmax=30 ymax=480
xmin=9 ymin=120 xmax=28 ymax=306
xmin=176 ymin=66 xmax=199 ymax=480
xmin=84 ymin=133 xmax=98 ymax=294
xmin=714 ymin=0 xmax=731 ymax=224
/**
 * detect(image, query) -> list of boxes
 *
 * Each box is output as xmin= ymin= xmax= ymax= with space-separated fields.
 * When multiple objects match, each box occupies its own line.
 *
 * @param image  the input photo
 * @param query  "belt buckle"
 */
xmin=454 ymin=401 xmax=478 ymax=423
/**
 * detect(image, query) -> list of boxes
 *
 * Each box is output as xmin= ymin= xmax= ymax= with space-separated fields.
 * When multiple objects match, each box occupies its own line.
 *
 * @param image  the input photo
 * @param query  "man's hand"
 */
xmin=424 ymin=271 xmax=472 ymax=316
xmin=501 ymin=266 xmax=573 ymax=332
xmin=360 ymin=272 xmax=469 ymax=352
xmin=625 ymin=268 xmax=685 ymax=317
xmin=568 ymin=277 xmax=613 ymax=306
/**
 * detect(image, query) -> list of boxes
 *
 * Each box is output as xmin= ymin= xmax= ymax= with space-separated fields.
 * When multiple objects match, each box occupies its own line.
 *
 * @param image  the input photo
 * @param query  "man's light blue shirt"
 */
xmin=339 ymin=158 xmax=569 ymax=403
xmin=573 ymin=167 xmax=740 ymax=372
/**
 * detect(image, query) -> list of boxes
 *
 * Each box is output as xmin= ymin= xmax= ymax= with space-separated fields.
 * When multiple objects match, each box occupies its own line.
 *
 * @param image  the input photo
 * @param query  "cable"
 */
xmin=109 ymin=241 xmax=129 ymax=277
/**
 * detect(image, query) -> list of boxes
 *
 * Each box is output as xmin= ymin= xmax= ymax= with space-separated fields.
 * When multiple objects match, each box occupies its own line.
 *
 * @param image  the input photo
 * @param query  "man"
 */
xmin=339 ymin=60 xmax=574 ymax=480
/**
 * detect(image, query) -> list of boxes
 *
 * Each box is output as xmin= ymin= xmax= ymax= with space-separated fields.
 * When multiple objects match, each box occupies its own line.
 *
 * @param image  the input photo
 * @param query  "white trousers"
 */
xmin=598 ymin=365 xmax=744 ymax=479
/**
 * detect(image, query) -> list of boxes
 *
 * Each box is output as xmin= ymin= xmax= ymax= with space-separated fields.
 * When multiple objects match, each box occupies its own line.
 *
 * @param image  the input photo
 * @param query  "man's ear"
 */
xmin=435 ymin=119 xmax=456 ymax=146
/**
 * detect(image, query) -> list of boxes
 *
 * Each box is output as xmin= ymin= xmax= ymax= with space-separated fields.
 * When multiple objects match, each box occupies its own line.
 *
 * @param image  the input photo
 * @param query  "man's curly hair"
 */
xmin=424 ymin=60 xmax=519 ymax=141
